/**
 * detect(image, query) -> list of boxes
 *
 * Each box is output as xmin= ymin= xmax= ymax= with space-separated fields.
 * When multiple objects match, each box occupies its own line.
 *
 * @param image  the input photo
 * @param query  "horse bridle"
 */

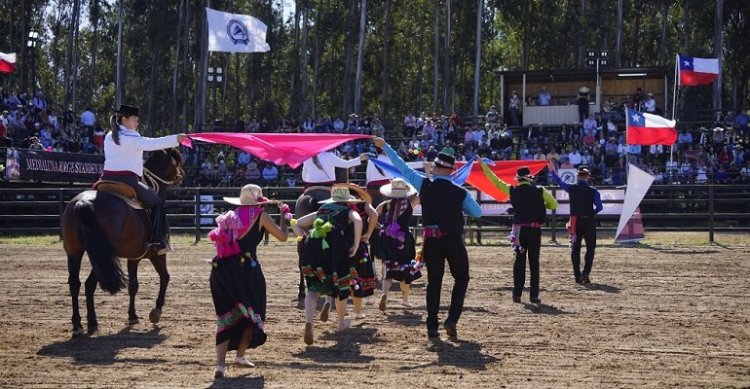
xmin=141 ymin=151 xmax=184 ymax=192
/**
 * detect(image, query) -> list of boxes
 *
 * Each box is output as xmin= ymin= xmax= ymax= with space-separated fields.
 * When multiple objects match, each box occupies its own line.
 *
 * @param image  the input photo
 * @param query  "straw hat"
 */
xmin=379 ymin=178 xmax=417 ymax=199
xmin=577 ymin=165 xmax=591 ymax=177
xmin=318 ymin=184 xmax=364 ymax=204
xmin=223 ymin=184 xmax=277 ymax=206
xmin=579 ymin=86 xmax=590 ymax=94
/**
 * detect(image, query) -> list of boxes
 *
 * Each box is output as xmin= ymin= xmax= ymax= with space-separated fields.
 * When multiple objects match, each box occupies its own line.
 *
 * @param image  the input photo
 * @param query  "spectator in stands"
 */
xmin=32 ymin=92 xmax=48 ymax=113
xmin=403 ymin=112 xmax=417 ymax=138
xmin=486 ymin=105 xmax=499 ymax=125
xmin=568 ymin=147 xmax=583 ymax=167
xmin=583 ymin=114 xmax=598 ymax=133
xmin=422 ymin=120 xmax=436 ymax=142
xmin=80 ymin=107 xmax=96 ymax=132
xmin=740 ymin=160 xmax=750 ymax=183
xmin=576 ymin=87 xmax=590 ymax=123
xmin=509 ymin=91 xmax=521 ymax=126
xmin=28 ymin=135 xmax=44 ymax=150
xmin=261 ymin=162 xmax=279 ymax=184
xmin=371 ymin=117 xmax=385 ymax=138
xmin=546 ymin=147 xmax=560 ymax=163
xmin=735 ymin=110 xmax=749 ymax=137
xmin=724 ymin=111 xmax=735 ymax=129
xmin=537 ymin=87 xmax=551 ymax=106
xmin=679 ymin=157 xmax=693 ymax=183
xmin=677 ymin=128 xmax=693 ymax=151
xmin=712 ymin=127 xmax=725 ymax=147
xmin=632 ymin=88 xmax=645 ymax=110
xmin=332 ymin=117 xmax=344 ymax=133
xmin=244 ymin=161 xmax=261 ymax=183
xmin=644 ymin=93 xmax=656 ymax=113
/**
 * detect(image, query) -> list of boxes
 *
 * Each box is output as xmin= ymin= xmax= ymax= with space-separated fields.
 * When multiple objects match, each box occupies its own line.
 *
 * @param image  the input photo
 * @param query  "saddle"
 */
xmin=92 ymin=180 xmax=144 ymax=209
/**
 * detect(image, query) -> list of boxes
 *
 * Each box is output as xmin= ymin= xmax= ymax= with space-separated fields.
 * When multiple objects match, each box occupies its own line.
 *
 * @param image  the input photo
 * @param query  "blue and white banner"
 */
xmin=206 ymin=7 xmax=270 ymax=53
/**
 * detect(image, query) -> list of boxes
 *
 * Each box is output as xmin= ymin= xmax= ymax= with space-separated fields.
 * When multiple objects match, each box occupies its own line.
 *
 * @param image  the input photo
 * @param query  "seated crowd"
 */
xmin=2 ymin=87 xmax=748 ymax=187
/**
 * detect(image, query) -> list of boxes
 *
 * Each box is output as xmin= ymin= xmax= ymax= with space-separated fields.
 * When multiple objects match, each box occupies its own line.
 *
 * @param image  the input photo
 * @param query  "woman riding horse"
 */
xmin=61 ymin=104 xmax=186 ymax=338
xmin=101 ymin=104 xmax=186 ymax=253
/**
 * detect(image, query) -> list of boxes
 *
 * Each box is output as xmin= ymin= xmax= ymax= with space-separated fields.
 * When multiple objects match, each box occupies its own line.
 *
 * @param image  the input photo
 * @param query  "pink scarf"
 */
xmin=208 ymin=206 xmax=263 ymax=258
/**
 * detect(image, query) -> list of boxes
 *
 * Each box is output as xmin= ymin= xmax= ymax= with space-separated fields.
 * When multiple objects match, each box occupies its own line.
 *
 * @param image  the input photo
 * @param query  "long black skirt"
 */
xmin=351 ymin=242 xmax=376 ymax=298
xmin=209 ymin=255 xmax=267 ymax=350
xmin=381 ymin=232 xmax=422 ymax=284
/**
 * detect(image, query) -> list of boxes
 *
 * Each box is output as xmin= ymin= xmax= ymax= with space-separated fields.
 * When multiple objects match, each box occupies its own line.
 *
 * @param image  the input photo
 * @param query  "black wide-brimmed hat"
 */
xmin=116 ymin=104 xmax=139 ymax=117
xmin=433 ymin=147 xmax=456 ymax=169
xmin=516 ymin=166 xmax=534 ymax=182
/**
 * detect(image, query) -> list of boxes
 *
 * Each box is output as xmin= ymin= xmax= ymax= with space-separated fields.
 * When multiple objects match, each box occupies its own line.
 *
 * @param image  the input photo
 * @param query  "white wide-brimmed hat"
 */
xmin=319 ymin=184 xmax=364 ymax=204
xmin=379 ymin=178 xmax=417 ymax=199
xmin=224 ymin=184 xmax=277 ymax=206
xmin=579 ymin=86 xmax=590 ymax=94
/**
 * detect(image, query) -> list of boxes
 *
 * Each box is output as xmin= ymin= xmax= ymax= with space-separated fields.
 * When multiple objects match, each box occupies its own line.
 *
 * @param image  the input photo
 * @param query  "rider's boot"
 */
xmin=149 ymin=204 xmax=170 ymax=255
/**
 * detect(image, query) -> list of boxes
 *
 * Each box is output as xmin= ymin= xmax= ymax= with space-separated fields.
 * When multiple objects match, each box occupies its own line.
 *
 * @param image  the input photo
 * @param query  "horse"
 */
xmin=61 ymin=148 xmax=184 ymax=338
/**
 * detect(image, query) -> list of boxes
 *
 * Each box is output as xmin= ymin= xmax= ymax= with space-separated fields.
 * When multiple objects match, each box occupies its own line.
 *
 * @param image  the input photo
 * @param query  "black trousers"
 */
xmin=423 ymin=234 xmax=469 ymax=332
xmin=513 ymin=227 xmax=542 ymax=299
xmin=571 ymin=217 xmax=597 ymax=280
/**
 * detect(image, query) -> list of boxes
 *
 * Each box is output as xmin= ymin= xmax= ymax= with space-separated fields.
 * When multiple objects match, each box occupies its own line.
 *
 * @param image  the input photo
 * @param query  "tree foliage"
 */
xmin=0 ymin=0 xmax=746 ymax=135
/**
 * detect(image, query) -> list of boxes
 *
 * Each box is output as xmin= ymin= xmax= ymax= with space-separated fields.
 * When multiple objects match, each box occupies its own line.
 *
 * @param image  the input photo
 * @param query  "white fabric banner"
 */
xmin=0 ymin=52 xmax=17 ymax=63
xmin=206 ymin=8 xmax=270 ymax=53
xmin=615 ymin=164 xmax=655 ymax=241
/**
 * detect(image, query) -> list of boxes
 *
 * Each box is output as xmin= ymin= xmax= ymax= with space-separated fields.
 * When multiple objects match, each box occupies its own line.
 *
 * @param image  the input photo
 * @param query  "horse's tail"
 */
xmin=76 ymin=199 xmax=125 ymax=294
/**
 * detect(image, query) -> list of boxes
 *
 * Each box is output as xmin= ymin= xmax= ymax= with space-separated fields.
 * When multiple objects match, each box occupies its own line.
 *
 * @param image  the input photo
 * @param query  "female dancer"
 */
xmin=209 ymin=184 xmax=289 ymax=378
xmin=376 ymin=178 xmax=422 ymax=311
xmin=292 ymin=184 xmax=363 ymax=345
xmin=345 ymin=185 xmax=379 ymax=319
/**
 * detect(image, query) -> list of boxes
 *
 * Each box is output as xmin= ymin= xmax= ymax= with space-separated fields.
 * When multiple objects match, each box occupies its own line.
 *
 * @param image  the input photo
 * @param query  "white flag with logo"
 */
xmin=206 ymin=7 xmax=270 ymax=53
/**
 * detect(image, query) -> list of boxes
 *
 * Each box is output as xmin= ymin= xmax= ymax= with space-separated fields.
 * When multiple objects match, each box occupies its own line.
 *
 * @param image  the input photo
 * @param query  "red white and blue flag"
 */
xmin=678 ymin=55 xmax=719 ymax=86
xmin=0 ymin=52 xmax=16 ymax=73
xmin=626 ymin=108 xmax=677 ymax=146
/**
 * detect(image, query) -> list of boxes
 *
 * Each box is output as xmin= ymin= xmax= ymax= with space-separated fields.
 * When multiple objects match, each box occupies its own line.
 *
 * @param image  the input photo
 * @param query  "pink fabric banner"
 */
xmin=183 ymin=133 xmax=370 ymax=168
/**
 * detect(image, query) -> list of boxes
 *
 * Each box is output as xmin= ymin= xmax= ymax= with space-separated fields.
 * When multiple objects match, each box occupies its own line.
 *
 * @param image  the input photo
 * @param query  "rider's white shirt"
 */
xmin=366 ymin=154 xmax=393 ymax=183
xmin=103 ymin=125 xmax=180 ymax=176
xmin=301 ymin=151 xmax=361 ymax=184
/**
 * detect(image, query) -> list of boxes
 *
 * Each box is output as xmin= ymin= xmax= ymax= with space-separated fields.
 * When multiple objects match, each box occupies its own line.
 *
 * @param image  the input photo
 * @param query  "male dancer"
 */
xmin=372 ymin=136 xmax=481 ymax=340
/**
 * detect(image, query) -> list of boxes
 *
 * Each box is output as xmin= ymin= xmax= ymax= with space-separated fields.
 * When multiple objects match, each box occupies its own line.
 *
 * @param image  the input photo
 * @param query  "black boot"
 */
xmin=149 ymin=204 xmax=169 ymax=254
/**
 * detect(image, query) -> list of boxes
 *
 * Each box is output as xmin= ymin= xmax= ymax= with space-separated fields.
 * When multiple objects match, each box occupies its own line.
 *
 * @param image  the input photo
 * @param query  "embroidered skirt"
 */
xmin=381 ymin=232 xmax=422 ymax=284
xmin=209 ymin=255 xmax=267 ymax=349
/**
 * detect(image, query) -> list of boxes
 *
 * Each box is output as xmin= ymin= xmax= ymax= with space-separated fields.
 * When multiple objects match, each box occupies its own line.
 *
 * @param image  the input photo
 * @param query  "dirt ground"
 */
xmin=1 ymin=235 xmax=749 ymax=388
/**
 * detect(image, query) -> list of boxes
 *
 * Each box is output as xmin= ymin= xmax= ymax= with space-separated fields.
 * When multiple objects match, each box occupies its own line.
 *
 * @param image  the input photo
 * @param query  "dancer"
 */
xmin=294 ymin=150 xmax=366 ymax=300
xmin=346 ymin=185 xmax=379 ymax=319
xmin=478 ymin=160 xmax=557 ymax=304
xmin=292 ymin=184 xmax=363 ymax=345
xmin=209 ymin=184 xmax=289 ymax=378
xmin=372 ymin=136 xmax=482 ymax=340
xmin=376 ymin=178 xmax=421 ymax=311
xmin=549 ymin=162 xmax=602 ymax=284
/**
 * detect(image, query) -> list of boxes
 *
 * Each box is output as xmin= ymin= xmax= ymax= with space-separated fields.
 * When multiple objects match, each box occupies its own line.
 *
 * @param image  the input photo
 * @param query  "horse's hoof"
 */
xmin=128 ymin=317 xmax=140 ymax=325
xmin=149 ymin=308 xmax=162 ymax=324
xmin=87 ymin=325 xmax=98 ymax=335
xmin=72 ymin=328 xmax=84 ymax=338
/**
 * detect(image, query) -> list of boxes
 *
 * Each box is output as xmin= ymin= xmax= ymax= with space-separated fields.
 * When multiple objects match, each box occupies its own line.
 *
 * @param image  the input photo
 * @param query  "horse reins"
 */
xmin=141 ymin=153 xmax=184 ymax=193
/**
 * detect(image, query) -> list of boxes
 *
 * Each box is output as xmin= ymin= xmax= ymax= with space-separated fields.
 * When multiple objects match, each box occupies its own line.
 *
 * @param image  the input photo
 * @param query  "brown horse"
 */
xmin=61 ymin=148 xmax=184 ymax=338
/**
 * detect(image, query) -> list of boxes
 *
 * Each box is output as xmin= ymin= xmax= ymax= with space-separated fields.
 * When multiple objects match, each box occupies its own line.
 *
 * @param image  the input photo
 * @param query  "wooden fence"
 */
xmin=1 ymin=184 xmax=748 ymax=244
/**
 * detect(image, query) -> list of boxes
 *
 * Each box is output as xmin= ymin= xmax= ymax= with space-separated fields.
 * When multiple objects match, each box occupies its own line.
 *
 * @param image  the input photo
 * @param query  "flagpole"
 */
xmin=669 ymin=54 xmax=680 ymax=184
xmin=115 ymin=0 xmax=124 ymax=108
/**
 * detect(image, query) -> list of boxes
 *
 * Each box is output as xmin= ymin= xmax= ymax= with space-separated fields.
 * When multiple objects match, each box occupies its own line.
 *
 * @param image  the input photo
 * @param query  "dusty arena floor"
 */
xmin=1 ymin=233 xmax=749 ymax=388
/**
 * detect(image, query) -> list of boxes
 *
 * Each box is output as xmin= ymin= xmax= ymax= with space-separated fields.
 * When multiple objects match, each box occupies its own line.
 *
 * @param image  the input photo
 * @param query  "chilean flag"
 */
xmin=678 ymin=55 xmax=719 ymax=86
xmin=626 ymin=108 xmax=677 ymax=146
xmin=0 ymin=52 xmax=16 ymax=73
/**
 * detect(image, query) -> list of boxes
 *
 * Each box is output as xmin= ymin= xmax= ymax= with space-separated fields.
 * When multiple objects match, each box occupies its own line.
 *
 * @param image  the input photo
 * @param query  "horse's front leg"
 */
xmin=127 ymin=259 xmax=141 ymax=324
xmin=67 ymin=255 xmax=84 ymax=338
xmin=148 ymin=253 xmax=170 ymax=324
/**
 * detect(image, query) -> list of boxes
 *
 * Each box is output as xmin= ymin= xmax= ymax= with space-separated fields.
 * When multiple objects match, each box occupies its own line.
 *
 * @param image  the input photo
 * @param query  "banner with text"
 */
xmin=5 ymin=148 xmax=104 ymax=183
